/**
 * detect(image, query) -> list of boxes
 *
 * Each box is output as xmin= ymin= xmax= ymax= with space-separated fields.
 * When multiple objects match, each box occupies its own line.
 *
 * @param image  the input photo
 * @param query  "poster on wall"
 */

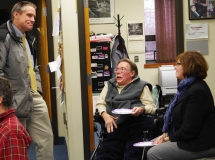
xmin=185 ymin=23 xmax=208 ymax=39
xmin=126 ymin=21 xmax=145 ymax=54
xmin=127 ymin=21 xmax=144 ymax=37
xmin=89 ymin=0 xmax=115 ymax=24
xmin=188 ymin=0 xmax=215 ymax=20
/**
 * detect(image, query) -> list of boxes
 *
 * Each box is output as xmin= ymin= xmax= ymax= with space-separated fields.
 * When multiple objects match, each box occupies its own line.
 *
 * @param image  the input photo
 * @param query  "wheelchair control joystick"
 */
xmin=94 ymin=109 xmax=106 ymax=131
xmin=94 ymin=109 xmax=103 ymax=123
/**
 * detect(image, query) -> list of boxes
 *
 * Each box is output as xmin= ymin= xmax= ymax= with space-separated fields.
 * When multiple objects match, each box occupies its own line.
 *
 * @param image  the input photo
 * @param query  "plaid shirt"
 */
xmin=0 ymin=109 xmax=31 ymax=160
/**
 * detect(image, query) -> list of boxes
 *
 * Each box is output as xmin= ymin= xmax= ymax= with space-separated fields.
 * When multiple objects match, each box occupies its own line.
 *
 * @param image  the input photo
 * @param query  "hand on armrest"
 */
xmin=101 ymin=112 xmax=118 ymax=133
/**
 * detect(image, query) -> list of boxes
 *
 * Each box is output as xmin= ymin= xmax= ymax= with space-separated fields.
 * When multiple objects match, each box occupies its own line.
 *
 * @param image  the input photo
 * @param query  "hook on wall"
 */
xmin=113 ymin=14 xmax=124 ymax=35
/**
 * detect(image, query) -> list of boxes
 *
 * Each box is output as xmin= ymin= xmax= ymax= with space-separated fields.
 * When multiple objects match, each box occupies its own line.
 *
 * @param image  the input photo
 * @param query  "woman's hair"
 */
xmin=176 ymin=51 xmax=208 ymax=79
xmin=117 ymin=58 xmax=138 ymax=77
xmin=0 ymin=77 xmax=13 ymax=107
xmin=11 ymin=1 xmax=37 ymax=21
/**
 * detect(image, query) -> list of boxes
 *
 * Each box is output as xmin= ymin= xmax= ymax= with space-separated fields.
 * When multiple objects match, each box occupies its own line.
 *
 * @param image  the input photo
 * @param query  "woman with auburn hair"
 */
xmin=147 ymin=51 xmax=215 ymax=160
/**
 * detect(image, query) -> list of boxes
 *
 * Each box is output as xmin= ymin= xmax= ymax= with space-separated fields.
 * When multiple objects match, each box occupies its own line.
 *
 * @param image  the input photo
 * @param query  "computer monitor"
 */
xmin=158 ymin=65 xmax=177 ymax=96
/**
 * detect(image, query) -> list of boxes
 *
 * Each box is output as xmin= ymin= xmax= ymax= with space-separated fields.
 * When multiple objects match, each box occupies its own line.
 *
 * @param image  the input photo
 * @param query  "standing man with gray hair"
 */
xmin=0 ymin=1 xmax=54 ymax=159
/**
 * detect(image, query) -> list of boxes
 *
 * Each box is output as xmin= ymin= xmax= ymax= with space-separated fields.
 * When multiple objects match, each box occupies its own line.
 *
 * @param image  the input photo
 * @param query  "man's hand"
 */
xmin=101 ymin=112 xmax=118 ymax=133
xmin=131 ymin=107 xmax=145 ymax=117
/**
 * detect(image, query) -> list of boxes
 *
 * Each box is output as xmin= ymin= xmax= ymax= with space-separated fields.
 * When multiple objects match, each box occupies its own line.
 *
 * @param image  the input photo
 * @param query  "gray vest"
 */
xmin=105 ymin=76 xmax=152 ymax=124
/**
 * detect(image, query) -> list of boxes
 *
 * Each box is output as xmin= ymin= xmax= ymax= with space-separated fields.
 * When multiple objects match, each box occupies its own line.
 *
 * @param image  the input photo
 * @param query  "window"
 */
xmin=144 ymin=0 xmax=156 ymax=63
xmin=144 ymin=0 xmax=184 ymax=65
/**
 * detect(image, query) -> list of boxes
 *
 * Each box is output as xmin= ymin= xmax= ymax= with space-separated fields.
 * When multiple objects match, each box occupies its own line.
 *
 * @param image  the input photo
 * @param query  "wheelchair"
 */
xmin=90 ymin=107 xmax=167 ymax=160
xmin=90 ymin=84 xmax=166 ymax=160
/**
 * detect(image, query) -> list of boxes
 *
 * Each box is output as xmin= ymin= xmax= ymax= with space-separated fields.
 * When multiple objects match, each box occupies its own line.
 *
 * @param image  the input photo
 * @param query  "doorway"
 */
xmin=0 ymin=9 xmax=10 ymax=25
xmin=0 ymin=0 xmax=58 ymax=144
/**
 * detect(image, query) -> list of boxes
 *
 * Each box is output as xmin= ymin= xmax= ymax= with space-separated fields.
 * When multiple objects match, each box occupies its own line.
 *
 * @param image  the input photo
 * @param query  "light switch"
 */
xmin=134 ymin=56 xmax=139 ymax=62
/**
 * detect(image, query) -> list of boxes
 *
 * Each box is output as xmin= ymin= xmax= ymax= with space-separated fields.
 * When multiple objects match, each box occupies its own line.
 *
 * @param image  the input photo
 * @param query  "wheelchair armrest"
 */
xmin=155 ymin=107 xmax=167 ymax=115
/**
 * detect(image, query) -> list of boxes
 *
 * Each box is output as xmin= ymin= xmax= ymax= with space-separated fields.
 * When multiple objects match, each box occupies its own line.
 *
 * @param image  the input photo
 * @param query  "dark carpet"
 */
xmin=28 ymin=138 xmax=68 ymax=160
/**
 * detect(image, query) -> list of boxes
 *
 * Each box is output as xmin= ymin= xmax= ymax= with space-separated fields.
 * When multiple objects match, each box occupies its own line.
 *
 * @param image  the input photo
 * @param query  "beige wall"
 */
xmin=61 ymin=0 xmax=85 ymax=159
xmin=53 ymin=0 xmax=215 ymax=159
xmin=90 ymin=0 xmax=215 ymax=98
xmin=51 ymin=0 xmax=65 ymax=138
xmin=90 ymin=0 xmax=161 ymax=86
xmin=183 ymin=0 xmax=215 ymax=99
xmin=52 ymin=0 xmax=84 ymax=159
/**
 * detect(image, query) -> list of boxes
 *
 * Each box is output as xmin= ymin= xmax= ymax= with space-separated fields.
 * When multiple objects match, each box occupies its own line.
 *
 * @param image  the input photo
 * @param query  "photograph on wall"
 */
xmin=189 ymin=0 xmax=215 ymax=20
xmin=126 ymin=21 xmax=145 ymax=54
xmin=89 ymin=0 xmax=115 ymax=24
xmin=127 ymin=22 xmax=144 ymax=37
xmin=200 ymin=0 xmax=207 ymax=3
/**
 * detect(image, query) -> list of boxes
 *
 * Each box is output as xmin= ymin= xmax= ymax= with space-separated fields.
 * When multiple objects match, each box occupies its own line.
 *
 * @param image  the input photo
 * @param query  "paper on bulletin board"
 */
xmin=52 ymin=12 xmax=60 ymax=36
xmin=185 ymin=23 xmax=208 ymax=39
xmin=48 ymin=55 xmax=62 ymax=79
xmin=127 ymin=37 xmax=145 ymax=54
xmin=49 ymin=61 xmax=58 ymax=72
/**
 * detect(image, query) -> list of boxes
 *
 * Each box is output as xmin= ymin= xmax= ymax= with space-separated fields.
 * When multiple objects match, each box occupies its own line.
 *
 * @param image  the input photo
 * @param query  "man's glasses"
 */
xmin=115 ymin=67 xmax=130 ymax=73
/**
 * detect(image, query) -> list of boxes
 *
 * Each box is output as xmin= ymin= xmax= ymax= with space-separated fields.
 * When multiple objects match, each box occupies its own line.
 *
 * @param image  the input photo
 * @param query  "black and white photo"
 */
xmin=89 ymin=0 xmax=115 ymax=24
xmin=127 ymin=22 xmax=144 ymax=36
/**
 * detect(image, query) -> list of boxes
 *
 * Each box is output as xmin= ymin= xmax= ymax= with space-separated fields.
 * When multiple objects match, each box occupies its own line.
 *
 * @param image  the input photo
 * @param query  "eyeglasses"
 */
xmin=115 ymin=67 xmax=130 ymax=73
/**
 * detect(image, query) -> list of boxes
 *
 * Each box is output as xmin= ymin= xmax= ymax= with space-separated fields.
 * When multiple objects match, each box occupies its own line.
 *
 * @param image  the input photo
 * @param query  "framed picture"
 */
xmin=199 ymin=0 xmax=206 ymax=4
xmin=189 ymin=0 xmax=215 ymax=20
xmin=127 ymin=21 xmax=144 ymax=37
xmin=89 ymin=0 xmax=115 ymax=24
xmin=126 ymin=21 xmax=145 ymax=54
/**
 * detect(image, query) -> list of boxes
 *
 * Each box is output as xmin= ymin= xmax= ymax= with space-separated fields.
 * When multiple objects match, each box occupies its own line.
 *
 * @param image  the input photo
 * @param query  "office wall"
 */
xmin=90 ymin=0 xmax=160 ymax=87
xmin=52 ymin=0 xmax=215 ymax=159
xmin=51 ymin=0 xmax=65 ymax=138
xmin=183 ymin=0 xmax=215 ymax=99
xmin=90 ymin=0 xmax=215 ymax=99
xmin=52 ymin=0 xmax=84 ymax=159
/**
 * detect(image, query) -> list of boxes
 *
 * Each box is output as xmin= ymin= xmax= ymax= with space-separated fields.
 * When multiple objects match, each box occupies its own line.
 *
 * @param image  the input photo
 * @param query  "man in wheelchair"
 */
xmin=94 ymin=58 xmax=157 ymax=160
